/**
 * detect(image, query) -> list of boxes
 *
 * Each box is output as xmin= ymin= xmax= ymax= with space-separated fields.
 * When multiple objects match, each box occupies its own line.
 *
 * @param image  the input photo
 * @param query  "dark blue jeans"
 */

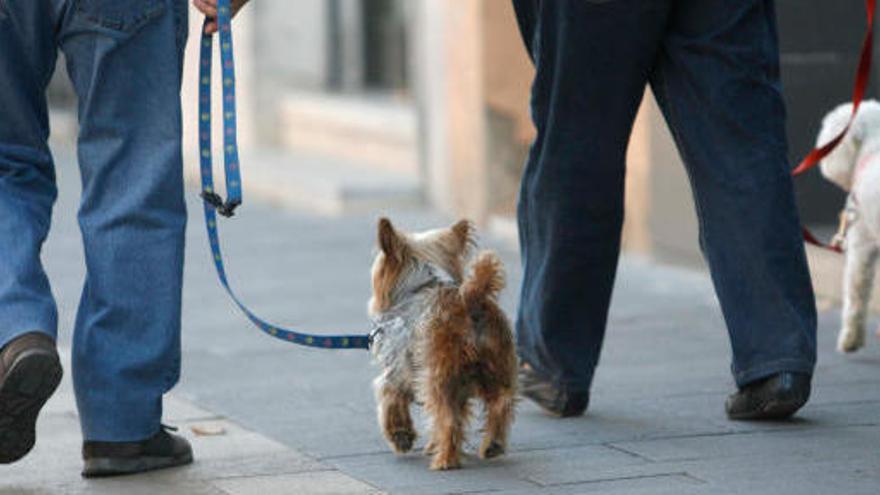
xmin=0 ymin=0 xmax=188 ymax=441
xmin=513 ymin=0 xmax=817 ymax=393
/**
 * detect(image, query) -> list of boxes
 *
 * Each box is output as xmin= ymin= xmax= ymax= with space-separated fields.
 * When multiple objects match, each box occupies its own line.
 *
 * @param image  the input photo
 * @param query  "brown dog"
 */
xmin=368 ymin=218 xmax=517 ymax=470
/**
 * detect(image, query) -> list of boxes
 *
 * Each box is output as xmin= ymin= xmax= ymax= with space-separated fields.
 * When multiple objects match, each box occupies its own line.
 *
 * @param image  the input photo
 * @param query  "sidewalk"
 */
xmin=1 ymin=147 xmax=879 ymax=494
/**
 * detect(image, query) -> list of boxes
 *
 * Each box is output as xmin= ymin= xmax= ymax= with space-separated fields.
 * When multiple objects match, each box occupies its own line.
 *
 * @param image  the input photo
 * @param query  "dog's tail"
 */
xmin=460 ymin=250 xmax=505 ymax=310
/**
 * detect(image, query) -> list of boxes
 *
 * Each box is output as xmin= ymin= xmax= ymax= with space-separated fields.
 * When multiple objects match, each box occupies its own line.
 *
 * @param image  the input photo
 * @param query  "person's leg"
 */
xmin=649 ymin=0 xmax=816 ymax=389
xmin=0 ymin=0 xmax=66 ymax=464
xmin=0 ymin=0 xmax=61 ymax=348
xmin=58 ymin=0 xmax=189 ymax=442
xmin=514 ymin=0 xmax=671 ymax=397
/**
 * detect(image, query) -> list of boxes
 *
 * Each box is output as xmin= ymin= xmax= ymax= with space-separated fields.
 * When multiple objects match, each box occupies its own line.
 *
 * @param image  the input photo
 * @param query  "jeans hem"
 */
xmin=78 ymin=397 xmax=164 ymax=442
xmin=733 ymin=358 xmax=815 ymax=388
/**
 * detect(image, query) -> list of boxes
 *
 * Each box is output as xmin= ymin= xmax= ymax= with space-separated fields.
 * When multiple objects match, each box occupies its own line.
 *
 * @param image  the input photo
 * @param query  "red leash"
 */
xmin=794 ymin=0 xmax=876 ymax=253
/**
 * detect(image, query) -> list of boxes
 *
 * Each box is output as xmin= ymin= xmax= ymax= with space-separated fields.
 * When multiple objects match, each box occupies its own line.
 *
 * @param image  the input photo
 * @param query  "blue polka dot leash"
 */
xmin=197 ymin=0 xmax=371 ymax=350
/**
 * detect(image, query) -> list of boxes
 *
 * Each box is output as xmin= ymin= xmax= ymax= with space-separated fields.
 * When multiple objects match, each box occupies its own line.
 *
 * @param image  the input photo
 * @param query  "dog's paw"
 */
xmin=389 ymin=429 xmax=416 ymax=453
xmin=423 ymin=440 xmax=436 ymax=456
xmin=479 ymin=440 xmax=505 ymax=459
xmin=430 ymin=453 xmax=461 ymax=471
xmin=838 ymin=328 xmax=865 ymax=353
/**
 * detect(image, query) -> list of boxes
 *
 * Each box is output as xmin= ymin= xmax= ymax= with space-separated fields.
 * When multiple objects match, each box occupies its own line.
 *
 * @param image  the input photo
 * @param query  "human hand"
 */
xmin=193 ymin=0 xmax=250 ymax=34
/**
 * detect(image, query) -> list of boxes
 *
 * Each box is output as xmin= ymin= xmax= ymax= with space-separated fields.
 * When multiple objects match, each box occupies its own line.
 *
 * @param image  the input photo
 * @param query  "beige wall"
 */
xmin=413 ymin=0 xmax=489 ymax=222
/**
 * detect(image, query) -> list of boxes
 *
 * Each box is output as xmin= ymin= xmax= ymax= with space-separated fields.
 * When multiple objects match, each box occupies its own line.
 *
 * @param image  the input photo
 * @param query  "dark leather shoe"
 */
xmin=0 ymin=332 xmax=63 ymax=464
xmin=82 ymin=426 xmax=193 ymax=478
xmin=725 ymin=372 xmax=811 ymax=420
xmin=519 ymin=363 xmax=590 ymax=418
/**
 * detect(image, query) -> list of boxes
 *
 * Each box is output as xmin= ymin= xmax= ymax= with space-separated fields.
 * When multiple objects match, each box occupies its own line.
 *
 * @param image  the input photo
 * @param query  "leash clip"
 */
xmin=201 ymin=191 xmax=241 ymax=218
xmin=831 ymin=203 xmax=858 ymax=251
xmin=368 ymin=323 xmax=383 ymax=349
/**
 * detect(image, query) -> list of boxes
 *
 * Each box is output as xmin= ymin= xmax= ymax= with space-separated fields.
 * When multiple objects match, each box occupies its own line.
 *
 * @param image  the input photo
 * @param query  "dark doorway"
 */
xmin=326 ymin=0 xmax=410 ymax=94
xmin=362 ymin=0 xmax=409 ymax=93
xmin=777 ymin=1 xmax=878 ymax=226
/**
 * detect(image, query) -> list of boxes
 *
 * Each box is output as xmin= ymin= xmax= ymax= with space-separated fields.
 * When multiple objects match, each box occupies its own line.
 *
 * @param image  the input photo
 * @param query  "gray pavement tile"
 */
xmin=676 ymin=455 xmax=880 ymax=495
xmin=507 ymin=448 xmax=697 ymax=489
xmin=534 ymin=473 xmax=704 ymax=494
xmin=327 ymin=452 xmax=538 ymax=495
xmin=166 ymin=394 xmax=224 ymax=423
xmin=0 ymin=480 xmax=227 ymax=495
xmin=459 ymin=483 xmax=707 ymax=495
xmin=0 ymin=412 xmax=84 ymax=487
xmin=611 ymin=424 xmax=880 ymax=463
xmin=210 ymin=470 xmax=383 ymax=495
xmin=141 ymin=451 xmax=325 ymax=484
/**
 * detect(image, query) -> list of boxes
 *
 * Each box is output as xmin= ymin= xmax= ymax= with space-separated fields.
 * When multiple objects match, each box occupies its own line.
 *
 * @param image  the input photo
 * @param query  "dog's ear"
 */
xmin=378 ymin=217 xmax=406 ymax=261
xmin=450 ymin=219 xmax=475 ymax=256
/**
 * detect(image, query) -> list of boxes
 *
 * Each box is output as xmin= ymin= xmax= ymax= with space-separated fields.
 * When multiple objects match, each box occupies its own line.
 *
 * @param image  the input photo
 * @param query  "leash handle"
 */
xmin=794 ymin=0 xmax=875 ymax=253
xmin=199 ymin=0 xmax=241 ymax=217
xmin=197 ymin=0 xmax=370 ymax=350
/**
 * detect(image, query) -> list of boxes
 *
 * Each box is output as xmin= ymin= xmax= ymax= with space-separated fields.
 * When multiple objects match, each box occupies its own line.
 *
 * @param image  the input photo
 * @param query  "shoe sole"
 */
xmin=82 ymin=452 xmax=194 ymax=478
xmin=0 ymin=348 xmax=63 ymax=463
xmin=520 ymin=389 xmax=587 ymax=418
xmin=727 ymin=396 xmax=808 ymax=421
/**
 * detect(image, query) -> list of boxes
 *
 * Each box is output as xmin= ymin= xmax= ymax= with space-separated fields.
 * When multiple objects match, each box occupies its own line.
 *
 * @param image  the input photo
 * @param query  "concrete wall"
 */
xmin=624 ymin=92 xmax=700 ymax=266
xmin=253 ymin=0 xmax=329 ymax=90
xmin=413 ymin=0 xmax=488 ymax=222
xmin=482 ymin=0 xmax=534 ymax=217
xmin=251 ymin=0 xmax=329 ymax=142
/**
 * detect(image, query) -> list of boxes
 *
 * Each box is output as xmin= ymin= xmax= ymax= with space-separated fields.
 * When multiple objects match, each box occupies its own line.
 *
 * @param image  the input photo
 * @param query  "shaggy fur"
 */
xmin=368 ymin=218 xmax=517 ymax=470
xmin=817 ymin=100 xmax=880 ymax=353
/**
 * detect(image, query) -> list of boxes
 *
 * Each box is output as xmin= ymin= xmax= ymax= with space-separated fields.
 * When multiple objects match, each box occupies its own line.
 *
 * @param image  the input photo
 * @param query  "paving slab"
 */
xmin=212 ymin=471 xmax=382 ymax=495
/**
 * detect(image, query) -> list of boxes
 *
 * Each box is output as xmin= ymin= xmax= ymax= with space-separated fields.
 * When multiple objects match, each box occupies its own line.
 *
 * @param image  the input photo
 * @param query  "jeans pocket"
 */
xmin=73 ymin=0 xmax=166 ymax=34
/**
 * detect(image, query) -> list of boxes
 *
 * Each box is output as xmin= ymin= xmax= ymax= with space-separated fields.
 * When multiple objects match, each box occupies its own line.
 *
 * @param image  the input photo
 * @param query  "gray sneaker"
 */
xmin=0 ymin=332 xmax=63 ymax=464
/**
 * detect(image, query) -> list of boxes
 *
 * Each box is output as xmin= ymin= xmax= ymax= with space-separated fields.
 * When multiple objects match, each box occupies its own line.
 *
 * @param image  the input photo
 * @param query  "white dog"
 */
xmin=817 ymin=100 xmax=880 ymax=353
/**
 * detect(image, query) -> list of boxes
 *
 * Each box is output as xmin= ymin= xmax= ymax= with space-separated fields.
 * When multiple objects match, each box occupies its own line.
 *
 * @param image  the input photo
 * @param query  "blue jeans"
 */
xmin=0 ymin=0 xmax=188 ymax=441
xmin=513 ymin=0 xmax=817 ymax=393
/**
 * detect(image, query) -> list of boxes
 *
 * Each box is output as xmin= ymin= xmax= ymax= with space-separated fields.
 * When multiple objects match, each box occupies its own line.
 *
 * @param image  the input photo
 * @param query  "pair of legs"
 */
xmin=0 ymin=0 xmax=188 ymax=441
xmin=514 ymin=0 xmax=817 ymax=395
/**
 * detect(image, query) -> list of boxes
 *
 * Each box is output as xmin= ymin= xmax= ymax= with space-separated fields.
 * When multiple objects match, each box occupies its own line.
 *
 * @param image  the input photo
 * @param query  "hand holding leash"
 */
xmin=193 ymin=0 xmax=250 ymax=34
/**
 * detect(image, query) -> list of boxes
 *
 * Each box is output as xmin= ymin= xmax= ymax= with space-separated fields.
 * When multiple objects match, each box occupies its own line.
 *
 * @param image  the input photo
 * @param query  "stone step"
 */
xmin=278 ymin=91 xmax=418 ymax=176
xmin=185 ymin=147 xmax=423 ymax=216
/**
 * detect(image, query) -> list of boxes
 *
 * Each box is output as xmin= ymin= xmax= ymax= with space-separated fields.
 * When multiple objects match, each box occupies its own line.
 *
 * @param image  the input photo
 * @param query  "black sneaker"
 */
xmin=518 ymin=363 xmax=590 ymax=418
xmin=0 ymin=332 xmax=63 ymax=464
xmin=82 ymin=426 xmax=193 ymax=478
xmin=725 ymin=372 xmax=811 ymax=420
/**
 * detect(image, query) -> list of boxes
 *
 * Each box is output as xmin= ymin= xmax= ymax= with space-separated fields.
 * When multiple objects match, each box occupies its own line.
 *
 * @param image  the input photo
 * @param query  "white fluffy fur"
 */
xmin=818 ymin=100 xmax=880 ymax=352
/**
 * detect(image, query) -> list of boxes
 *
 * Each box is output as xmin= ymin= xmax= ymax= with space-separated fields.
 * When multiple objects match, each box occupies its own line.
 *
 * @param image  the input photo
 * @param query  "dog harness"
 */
xmin=831 ymin=150 xmax=879 ymax=250
xmin=368 ymin=262 xmax=457 ymax=349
